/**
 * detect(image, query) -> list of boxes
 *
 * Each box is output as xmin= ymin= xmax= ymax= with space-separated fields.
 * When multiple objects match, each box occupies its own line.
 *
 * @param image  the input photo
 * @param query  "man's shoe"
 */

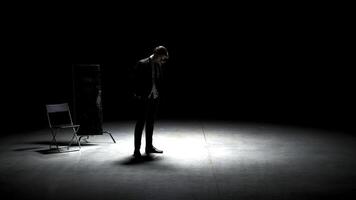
xmin=145 ymin=146 xmax=163 ymax=154
xmin=133 ymin=151 xmax=142 ymax=158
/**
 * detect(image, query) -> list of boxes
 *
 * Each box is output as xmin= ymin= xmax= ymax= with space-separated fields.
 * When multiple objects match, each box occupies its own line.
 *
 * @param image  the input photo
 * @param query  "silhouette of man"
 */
xmin=131 ymin=46 xmax=169 ymax=157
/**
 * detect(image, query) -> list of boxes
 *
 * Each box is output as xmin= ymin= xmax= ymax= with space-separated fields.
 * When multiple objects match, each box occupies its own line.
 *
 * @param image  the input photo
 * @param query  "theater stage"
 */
xmin=1 ymin=120 xmax=355 ymax=200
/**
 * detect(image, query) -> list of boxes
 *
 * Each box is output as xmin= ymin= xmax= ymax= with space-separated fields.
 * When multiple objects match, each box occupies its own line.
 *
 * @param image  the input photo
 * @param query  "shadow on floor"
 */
xmin=26 ymin=141 xmax=100 ymax=147
xmin=12 ymin=146 xmax=80 ymax=154
xmin=120 ymin=155 xmax=163 ymax=165
xmin=13 ymin=146 xmax=44 ymax=151
xmin=12 ymin=141 xmax=99 ymax=154
xmin=35 ymin=148 xmax=80 ymax=154
xmin=116 ymin=155 xmax=179 ymax=171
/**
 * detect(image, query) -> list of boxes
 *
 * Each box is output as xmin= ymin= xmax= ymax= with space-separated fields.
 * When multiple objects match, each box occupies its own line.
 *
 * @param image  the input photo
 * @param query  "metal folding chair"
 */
xmin=46 ymin=103 xmax=81 ymax=151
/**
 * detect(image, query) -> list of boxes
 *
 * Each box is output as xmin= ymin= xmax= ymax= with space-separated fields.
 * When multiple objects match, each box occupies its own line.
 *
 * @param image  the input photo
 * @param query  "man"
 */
xmin=130 ymin=46 xmax=169 ymax=157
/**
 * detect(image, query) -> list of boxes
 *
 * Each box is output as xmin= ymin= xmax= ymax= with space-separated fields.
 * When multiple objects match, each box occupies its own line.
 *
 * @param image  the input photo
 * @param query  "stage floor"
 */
xmin=1 ymin=120 xmax=356 ymax=200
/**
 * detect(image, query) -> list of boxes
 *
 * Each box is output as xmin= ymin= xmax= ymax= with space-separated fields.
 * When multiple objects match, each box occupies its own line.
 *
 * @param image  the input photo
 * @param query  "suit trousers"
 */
xmin=134 ymin=97 xmax=159 ymax=151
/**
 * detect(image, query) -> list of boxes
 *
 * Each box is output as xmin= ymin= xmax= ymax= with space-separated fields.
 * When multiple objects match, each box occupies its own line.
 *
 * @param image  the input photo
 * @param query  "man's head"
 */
xmin=152 ymin=46 xmax=169 ymax=65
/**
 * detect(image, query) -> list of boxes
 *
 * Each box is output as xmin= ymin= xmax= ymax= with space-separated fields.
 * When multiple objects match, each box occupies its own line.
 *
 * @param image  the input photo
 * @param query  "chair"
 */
xmin=46 ymin=103 xmax=81 ymax=151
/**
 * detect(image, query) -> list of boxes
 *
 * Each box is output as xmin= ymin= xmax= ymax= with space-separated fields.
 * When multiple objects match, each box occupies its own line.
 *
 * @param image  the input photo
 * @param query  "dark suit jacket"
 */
xmin=130 ymin=57 xmax=163 ymax=99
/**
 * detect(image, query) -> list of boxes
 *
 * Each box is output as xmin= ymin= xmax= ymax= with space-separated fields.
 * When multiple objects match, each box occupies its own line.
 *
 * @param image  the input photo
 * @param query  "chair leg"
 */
xmin=50 ymin=129 xmax=59 ymax=151
xmin=68 ymin=132 xmax=81 ymax=150
xmin=77 ymin=134 xmax=81 ymax=149
xmin=68 ymin=133 xmax=77 ymax=149
xmin=103 ymin=131 xmax=116 ymax=143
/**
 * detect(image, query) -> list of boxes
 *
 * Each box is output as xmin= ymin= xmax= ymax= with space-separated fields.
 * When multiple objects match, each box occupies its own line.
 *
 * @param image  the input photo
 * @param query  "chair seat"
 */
xmin=52 ymin=124 xmax=80 ymax=129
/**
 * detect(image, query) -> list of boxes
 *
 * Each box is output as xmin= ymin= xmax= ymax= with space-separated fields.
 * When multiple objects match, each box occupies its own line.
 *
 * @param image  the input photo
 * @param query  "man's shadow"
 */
xmin=120 ymin=154 xmax=163 ymax=165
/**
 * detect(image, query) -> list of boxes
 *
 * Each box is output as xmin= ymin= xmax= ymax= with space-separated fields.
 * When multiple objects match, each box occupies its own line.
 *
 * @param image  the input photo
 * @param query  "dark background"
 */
xmin=2 ymin=5 xmax=354 ymax=134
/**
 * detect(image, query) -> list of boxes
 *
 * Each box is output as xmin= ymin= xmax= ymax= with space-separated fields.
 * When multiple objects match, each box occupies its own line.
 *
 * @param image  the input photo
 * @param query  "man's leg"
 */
xmin=145 ymin=98 xmax=162 ymax=154
xmin=134 ymin=121 xmax=145 ymax=153
xmin=134 ymin=99 xmax=146 ymax=156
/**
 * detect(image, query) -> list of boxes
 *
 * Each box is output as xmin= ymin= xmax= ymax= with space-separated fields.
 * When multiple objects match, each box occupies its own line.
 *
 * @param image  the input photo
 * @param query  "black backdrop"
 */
xmin=2 ymin=7 xmax=354 ymax=134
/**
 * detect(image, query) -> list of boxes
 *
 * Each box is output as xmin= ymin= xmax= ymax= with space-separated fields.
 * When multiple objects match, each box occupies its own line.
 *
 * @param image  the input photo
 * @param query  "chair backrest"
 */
xmin=46 ymin=103 xmax=69 ymax=113
xmin=46 ymin=103 xmax=74 ymax=128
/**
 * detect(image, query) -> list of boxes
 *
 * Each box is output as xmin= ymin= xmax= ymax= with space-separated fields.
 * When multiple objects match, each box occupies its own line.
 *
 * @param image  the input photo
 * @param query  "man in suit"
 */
xmin=131 ymin=46 xmax=169 ymax=157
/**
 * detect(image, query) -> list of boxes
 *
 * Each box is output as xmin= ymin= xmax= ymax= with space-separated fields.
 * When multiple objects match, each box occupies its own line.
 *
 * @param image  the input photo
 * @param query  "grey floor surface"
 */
xmin=1 ymin=120 xmax=356 ymax=200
